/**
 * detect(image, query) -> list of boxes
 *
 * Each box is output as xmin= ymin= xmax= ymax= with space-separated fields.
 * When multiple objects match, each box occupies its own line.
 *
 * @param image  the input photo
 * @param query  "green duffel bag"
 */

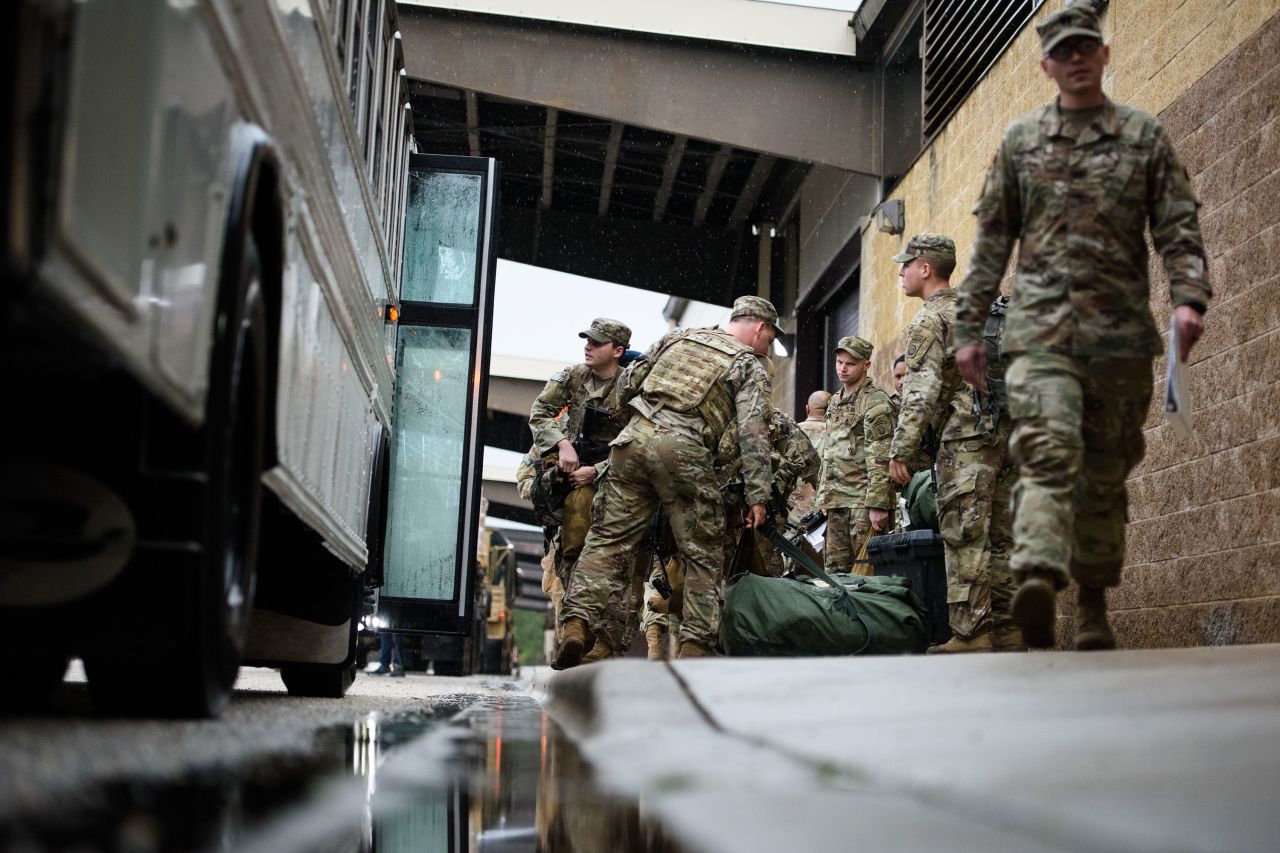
xmin=720 ymin=572 xmax=931 ymax=657
xmin=903 ymin=469 xmax=939 ymax=533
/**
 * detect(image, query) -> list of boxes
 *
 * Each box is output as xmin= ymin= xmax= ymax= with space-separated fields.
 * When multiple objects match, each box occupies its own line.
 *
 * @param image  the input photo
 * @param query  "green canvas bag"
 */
xmin=720 ymin=572 xmax=931 ymax=657
xmin=903 ymin=469 xmax=939 ymax=532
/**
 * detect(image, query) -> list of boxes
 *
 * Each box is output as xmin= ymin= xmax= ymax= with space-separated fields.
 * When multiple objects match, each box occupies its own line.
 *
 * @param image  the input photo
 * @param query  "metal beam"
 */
xmin=400 ymin=8 xmax=879 ymax=174
xmin=485 ymin=408 xmax=533 ymax=454
xmin=653 ymin=134 xmax=687 ymax=223
xmin=464 ymin=90 xmax=481 ymax=156
xmin=693 ymin=145 xmax=733 ymax=228
xmin=729 ymin=154 xmax=776 ymax=230
xmin=541 ymin=106 xmax=558 ymax=210
xmin=498 ymin=204 xmax=756 ymax=304
xmin=598 ymin=122 xmax=625 ymax=218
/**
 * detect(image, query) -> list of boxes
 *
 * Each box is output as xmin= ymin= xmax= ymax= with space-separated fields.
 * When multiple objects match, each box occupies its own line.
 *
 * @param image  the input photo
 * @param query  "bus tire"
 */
xmin=86 ymin=236 xmax=267 ymax=718
xmin=280 ymin=662 xmax=356 ymax=698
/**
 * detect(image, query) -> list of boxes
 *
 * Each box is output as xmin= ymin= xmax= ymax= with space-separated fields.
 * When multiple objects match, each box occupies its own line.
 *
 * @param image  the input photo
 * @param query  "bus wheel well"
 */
xmin=246 ymin=155 xmax=283 ymax=472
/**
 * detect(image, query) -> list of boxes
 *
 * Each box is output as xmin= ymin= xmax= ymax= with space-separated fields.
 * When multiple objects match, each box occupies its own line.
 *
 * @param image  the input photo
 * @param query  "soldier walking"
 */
xmin=888 ymin=233 xmax=1018 ymax=652
xmin=551 ymin=296 xmax=778 ymax=668
xmin=815 ymin=337 xmax=895 ymax=572
xmin=955 ymin=2 xmax=1210 ymax=650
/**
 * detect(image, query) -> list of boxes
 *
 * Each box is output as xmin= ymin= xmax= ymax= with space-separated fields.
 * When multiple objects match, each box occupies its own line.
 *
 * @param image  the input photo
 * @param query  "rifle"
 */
xmin=648 ymin=509 xmax=673 ymax=600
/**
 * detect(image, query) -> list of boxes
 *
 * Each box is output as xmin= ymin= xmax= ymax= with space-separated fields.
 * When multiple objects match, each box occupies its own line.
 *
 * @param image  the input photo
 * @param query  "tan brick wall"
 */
xmin=1108 ymin=8 xmax=1280 ymax=648
xmin=853 ymin=1 xmax=1280 ymax=648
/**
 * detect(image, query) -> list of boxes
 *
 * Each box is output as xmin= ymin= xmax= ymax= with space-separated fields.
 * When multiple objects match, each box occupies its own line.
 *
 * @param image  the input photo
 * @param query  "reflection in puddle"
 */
xmin=0 ymin=696 xmax=688 ymax=852
xmin=366 ymin=698 xmax=687 ymax=852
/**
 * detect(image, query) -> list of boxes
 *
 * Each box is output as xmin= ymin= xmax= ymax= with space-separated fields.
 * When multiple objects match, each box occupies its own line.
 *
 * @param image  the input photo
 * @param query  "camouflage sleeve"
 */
xmin=1148 ymin=123 xmax=1212 ymax=312
xmin=768 ymin=414 xmax=814 ymax=499
xmin=515 ymin=447 xmax=539 ymax=501
xmin=730 ymin=355 xmax=774 ymax=506
xmin=890 ymin=316 xmax=946 ymax=467
xmin=956 ymin=137 xmax=1021 ymax=349
xmin=795 ymin=422 xmax=821 ymax=487
xmin=863 ymin=398 xmax=895 ymax=511
xmin=528 ymin=371 xmax=574 ymax=456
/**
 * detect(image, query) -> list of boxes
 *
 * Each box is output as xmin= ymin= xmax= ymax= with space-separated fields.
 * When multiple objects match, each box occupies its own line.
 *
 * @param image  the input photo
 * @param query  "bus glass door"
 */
xmin=378 ymin=153 xmax=498 ymax=636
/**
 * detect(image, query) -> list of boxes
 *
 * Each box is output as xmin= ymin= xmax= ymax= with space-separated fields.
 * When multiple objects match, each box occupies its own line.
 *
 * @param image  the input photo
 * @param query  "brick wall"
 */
xmin=1105 ymin=9 xmax=1280 ymax=648
xmin=849 ymin=1 xmax=1280 ymax=648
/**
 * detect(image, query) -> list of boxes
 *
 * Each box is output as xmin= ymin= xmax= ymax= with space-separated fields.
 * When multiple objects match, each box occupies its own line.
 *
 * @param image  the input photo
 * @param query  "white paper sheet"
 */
xmin=804 ymin=520 xmax=827 ymax=552
xmin=1165 ymin=316 xmax=1193 ymax=438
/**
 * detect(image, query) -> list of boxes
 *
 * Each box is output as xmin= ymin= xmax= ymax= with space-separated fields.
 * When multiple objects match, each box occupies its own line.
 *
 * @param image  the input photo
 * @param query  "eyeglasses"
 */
xmin=1046 ymin=38 xmax=1101 ymax=62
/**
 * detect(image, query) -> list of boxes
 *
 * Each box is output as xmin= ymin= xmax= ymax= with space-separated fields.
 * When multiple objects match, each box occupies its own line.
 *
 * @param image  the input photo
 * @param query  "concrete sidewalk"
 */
xmin=542 ymin=644 xmax=1280 ymax=853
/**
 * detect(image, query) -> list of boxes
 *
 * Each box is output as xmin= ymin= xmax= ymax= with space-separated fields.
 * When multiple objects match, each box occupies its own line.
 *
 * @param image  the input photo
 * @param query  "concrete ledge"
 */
xmin=543 ymin=648 xmax=1280 ymax=853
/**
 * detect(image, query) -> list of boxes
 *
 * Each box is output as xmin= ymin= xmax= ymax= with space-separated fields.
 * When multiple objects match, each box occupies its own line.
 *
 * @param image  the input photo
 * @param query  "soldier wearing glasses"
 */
xmin=955 ymin=2 xmax=1211 ymax=650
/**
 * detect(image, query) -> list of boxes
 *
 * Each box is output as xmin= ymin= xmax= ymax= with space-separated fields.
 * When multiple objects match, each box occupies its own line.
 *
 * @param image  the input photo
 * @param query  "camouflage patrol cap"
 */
xmin=834 ymin=335 xmax=873 ymax=360
xmin=891 ymin=233 xmax=956 ymax=264
xmin=579 ymin=317 xmax=632 ymax=348
xmin=1036 ymin=2 xmax=1104 ymax=55
xmin=729 ymin=295 xmax=781 ymax=332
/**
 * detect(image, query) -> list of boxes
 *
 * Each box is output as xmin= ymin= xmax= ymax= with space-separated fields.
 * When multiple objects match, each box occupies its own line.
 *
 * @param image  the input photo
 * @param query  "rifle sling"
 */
xmin=759 ymin=520 xmax=873 ymax=654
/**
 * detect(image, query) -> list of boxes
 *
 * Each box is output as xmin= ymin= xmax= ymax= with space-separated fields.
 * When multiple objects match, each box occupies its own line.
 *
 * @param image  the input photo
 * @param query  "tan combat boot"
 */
xmin=1011 ymin=570 xmax=1058 ymax=649
xmin=991 ymin=624 xmax=1027 ymax=652
xmin=645 ymin=625 xmax=667 ymax=661
xmin=550 ymin=618 xmax=594 ymax=670
xmin=581 ymin=641 xmax=613 ymax=663
xmin=927 ymin=631 xmax=994 ymax=654
xmin=1074 ymin=585 xmax=1116 ymax=651
xmin=675 ymin=640 xmax=716 ymax=659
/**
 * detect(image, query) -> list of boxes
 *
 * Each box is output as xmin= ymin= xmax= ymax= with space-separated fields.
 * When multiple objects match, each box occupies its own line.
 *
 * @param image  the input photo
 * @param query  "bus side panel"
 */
xmin=47 ymin=0 xmax=237 ymax=423
xmin=275 ymin=0 xmax=399 ymax=404
xmin=271 ymin=215 xmax=378 ymax=567
xmin=148 ymin=3 xmax=238 ymax=408
xmin=55 ymin=0 xmax=159 ymax=313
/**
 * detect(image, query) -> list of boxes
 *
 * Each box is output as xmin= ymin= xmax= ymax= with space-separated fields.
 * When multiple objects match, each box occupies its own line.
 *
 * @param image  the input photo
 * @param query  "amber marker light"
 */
xmin=389 ymin=306 xmax=399 ymax=322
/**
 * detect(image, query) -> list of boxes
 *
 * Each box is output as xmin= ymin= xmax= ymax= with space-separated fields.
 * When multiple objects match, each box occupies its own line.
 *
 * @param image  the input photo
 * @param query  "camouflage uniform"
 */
xmin=528 ymin=319 xmax=632 ymax=649
xmin=816 ymin=337 xmax=895 ymax=572
xmin=891 ymin=234 xmax=1016 ymax=640
xmin=560 ymin=298 xmax=775 ymax=653
xmin=788 ymin=414 xmax=827 ymax=522
xmin=955 ymin=16 xmax=1211 ymax=591
xmin=719 ymin=407 xmax=820 ymax=578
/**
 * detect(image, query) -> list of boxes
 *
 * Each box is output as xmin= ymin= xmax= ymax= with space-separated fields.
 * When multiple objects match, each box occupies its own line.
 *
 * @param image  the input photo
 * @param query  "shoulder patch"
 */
xmin=867 ymin=417 xmax=893 ymax=441
xmin=550 ymin=370 xmax=569 ymax=383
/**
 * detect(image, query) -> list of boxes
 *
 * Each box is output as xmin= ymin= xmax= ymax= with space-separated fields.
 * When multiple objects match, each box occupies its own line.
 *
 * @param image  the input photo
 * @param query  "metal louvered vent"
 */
xmin=923 ymin=0 xmax=1046 ymax=139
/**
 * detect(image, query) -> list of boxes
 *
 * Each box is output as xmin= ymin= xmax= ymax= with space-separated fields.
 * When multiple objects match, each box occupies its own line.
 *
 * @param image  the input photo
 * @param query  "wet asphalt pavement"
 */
xmin=0 ymin=663 xmax=681 ymax=852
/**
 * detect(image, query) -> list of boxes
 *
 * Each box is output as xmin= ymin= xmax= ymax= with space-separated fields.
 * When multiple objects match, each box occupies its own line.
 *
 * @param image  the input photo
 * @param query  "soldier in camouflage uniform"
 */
xmin=552 ymin=296 xmax=778 ymax=668
xmin=955 ymin=3 xmax=1210 ymax=650
xmin=888 ymin=233 xmax=1018 ymax=652
xmin=528 ymin=318 xmax=632 ymax=655
xmin=784 ymin=391 xmax=830 ymax=538
xmin=720 ymin=405 xmax=819 ymax=578
xmin=891 ymin=355 xmax=907 ymax=411
xmin=816 ymin=337 xmax=895 ymax=572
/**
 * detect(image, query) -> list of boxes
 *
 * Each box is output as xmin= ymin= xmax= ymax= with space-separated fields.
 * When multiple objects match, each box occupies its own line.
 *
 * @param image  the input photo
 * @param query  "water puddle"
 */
xmin=0 ymin=695 xmax=689 ymax=852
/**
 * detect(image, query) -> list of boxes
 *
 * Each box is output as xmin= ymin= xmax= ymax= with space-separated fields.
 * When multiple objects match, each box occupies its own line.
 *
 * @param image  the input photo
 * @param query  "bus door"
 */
xmin=377 ymin=154 xmax=499 ymax=637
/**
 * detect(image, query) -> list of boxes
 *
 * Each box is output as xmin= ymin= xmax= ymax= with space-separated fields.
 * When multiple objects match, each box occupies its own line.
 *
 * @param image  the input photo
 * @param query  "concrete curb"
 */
xmin=541 ymin=648 xmax=1280 ymax=853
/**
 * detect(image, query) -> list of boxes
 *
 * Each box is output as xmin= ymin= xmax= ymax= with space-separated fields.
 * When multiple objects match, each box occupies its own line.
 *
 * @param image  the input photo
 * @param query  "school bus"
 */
xmin=3 ymin=0 xmax=498 ymax=716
